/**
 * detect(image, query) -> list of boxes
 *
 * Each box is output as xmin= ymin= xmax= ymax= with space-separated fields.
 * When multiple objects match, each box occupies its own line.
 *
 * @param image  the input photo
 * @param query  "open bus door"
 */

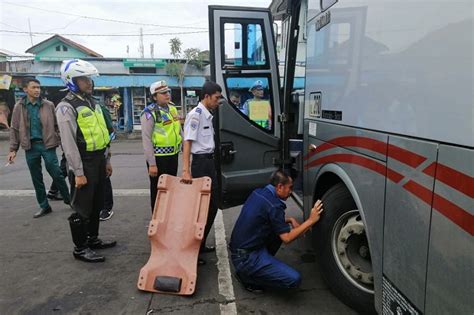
xmin=209 ymin=6 xmax=283 ymax=208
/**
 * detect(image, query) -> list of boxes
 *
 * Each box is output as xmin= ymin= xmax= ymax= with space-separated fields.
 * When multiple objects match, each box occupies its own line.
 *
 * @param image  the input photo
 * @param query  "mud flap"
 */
xmin=137 ymin=174 xmax=212 ymax=295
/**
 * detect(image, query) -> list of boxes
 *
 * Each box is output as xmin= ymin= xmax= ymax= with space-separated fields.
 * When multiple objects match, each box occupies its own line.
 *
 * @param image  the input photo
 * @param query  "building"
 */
xmin=0 ymin=35 xmax=208 ymax=132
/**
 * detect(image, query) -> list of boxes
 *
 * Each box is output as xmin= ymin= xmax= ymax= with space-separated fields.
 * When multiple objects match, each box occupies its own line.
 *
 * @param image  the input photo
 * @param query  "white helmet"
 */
xmin=60 ymin=59 xmax=99 ymax=92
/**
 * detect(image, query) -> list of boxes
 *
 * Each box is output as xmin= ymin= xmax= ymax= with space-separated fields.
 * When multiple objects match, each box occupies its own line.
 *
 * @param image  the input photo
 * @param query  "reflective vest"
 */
xmin=151 ymin=105 xmax=182 ymax=156
xmin=76 ymin=104 xmax=110 ymax=152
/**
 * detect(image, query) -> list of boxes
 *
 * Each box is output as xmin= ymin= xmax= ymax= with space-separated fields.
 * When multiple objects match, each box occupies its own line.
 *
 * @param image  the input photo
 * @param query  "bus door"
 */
xmin=209 ymin=6 xmax=282 ymax=208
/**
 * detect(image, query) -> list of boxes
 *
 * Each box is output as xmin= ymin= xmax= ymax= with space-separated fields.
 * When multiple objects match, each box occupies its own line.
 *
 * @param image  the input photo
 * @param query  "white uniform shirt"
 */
xmin=183 ymin=102 xmax=215 ymax=154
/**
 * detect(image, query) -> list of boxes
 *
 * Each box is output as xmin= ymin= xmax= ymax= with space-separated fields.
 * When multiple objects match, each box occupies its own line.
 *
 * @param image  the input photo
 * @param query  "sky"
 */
xmin=0 ymin=0 xmax=271 ymax=58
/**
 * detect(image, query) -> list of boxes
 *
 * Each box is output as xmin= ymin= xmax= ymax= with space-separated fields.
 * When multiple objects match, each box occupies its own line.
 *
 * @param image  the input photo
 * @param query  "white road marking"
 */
xmin=214 ymin=210 xmax=237 ymax=315
xmin=0 ymin=189 xmax=150 ymax=197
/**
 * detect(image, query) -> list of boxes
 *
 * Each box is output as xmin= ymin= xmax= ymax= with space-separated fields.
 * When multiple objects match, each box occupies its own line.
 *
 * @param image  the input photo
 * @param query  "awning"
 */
xmin=36 ymin=75 xmax=205 ymax=88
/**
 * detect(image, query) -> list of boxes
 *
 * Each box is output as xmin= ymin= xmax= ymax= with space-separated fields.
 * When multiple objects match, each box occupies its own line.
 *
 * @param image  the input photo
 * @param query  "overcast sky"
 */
xmin=0 ymin=0 xmax=271 ymax=58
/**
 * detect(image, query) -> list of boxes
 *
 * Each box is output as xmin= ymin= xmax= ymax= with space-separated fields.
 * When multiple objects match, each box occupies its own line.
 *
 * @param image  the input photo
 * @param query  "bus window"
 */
xmin=225 ymin=77 xmax=273 ymax=132
xmin=247 ymin=24 xmax=267 ymax=65
xmin=224 ymin=23 xmax=243 ymax=66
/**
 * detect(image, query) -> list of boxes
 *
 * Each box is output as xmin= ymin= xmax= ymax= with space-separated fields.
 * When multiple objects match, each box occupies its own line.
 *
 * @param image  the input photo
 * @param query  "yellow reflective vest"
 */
xmin=151 ymin=105 xmax=182 ymax=156
xmin=76 ymin=104 xmax=110 ymax=152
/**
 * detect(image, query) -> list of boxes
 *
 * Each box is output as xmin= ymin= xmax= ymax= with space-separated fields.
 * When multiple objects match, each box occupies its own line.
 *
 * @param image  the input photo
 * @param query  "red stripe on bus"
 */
xmin=304 ymin=136 xmax=426 ymax=168
xmin=423 ymin=162 xmax=474 ymax=198
xmin=404 ymin=180 xmax=474 ymax=236
xmin=304 ymin=153 xmax=404 ymax=183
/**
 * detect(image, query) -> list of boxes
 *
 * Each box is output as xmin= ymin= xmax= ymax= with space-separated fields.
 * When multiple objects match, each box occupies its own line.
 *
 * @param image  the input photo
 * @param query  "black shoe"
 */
xmin=73 ymin=247 xmax=105 ymax=263
xmin=88 ymin=237 xmax=117 ymax=249
xmin=198 ymin=258 xmax=206 ymax=266
xmin=47 ymin=191 xmax=63 ymax=201
xmin=33 ymin=206 xmax=52 ymax=218
xmin=200 ymin=245 xmax=216 ymax=253
xmin=99 ymin=209 xmax=114 ymax=221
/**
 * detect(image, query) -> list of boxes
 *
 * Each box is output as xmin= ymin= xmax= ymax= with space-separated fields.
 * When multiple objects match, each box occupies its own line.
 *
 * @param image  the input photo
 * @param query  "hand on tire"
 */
xmin=309 ymin=199 xmax=324 ymax=224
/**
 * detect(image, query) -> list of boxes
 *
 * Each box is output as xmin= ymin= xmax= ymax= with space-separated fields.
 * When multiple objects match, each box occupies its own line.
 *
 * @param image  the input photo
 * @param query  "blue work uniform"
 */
xmin=229 ymin=184 xmax=302 ymax=289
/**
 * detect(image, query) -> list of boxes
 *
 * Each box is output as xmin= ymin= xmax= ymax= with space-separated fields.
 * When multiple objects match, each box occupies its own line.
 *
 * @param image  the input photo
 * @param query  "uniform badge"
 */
xmin=145 ymin=111 xmax=152 ymax=120
xmin=190 ymin=120 xmax=198 ymax=130
xmin=195 ymin=108 xmax=202 ymax=114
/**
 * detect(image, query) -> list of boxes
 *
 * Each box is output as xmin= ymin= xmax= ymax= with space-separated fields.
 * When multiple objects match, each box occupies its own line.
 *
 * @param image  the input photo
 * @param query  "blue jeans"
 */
xmin=231 ymin=240 xmax=301 ymax=289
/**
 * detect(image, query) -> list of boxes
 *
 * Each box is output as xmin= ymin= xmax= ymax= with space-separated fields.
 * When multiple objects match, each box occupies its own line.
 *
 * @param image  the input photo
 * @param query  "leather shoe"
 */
xmin=88 ymin=238 xmax=117 ymax=249
xmin=33 ymin=206 xmax=52 ymax=218
xmin=200 ymin=245 xmax=216 ymax=253
xmin=73 ymin=248 xmax=105 ymax=263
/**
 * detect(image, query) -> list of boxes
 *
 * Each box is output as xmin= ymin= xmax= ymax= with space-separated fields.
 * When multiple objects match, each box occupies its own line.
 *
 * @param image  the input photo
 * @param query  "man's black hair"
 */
xmin=22 ymin=77 xmax=40 ymax=88
xmin=269 ymin=169 xmax=292 ymax=187
xmin=200 ymin=80 xmax=222 ymax=99
xmin=229 ymin=90 xmax=240 ymax=98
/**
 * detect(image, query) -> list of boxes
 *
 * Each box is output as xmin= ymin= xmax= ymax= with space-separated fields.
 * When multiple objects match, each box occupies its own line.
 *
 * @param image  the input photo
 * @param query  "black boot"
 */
xmin=33 ymin=206 xmax=52 ymax=218
xmin=68 ymin=213 xmax=105 ymax=263
xmin=87 ymin=236 xmax=117 ymax=249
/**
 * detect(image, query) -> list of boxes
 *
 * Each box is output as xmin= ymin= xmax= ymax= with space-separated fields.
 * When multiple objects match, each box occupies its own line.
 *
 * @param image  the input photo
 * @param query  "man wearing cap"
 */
xmin=141 ymin=80 xmax=182 ymax=212
xmin=56 ymin=59 xmax=116 ymax=263
xmin=181 ymin=81 xmax=222 ymax=262
xmin=242 ymin=80 xmax=272 ymax=130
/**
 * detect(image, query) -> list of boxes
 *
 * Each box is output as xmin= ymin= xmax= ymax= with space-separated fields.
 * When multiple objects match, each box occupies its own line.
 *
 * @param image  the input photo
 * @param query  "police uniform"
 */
xmin=56 ymin=92 xmax=115 ymax=261
xmin=140 ymin=100 xmax=182 ymax=212
xmin=229 ymin=184 xmax=301 ymax=289
xmin=183 ymin=102 xmax=218 ymax=246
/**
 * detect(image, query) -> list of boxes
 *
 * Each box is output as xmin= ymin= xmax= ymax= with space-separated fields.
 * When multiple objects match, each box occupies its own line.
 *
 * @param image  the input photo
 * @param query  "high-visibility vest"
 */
xmin=151 ymin=105 xmax=182 ymax=156
xmin=76 ymin=104 xmax=110 ymax=152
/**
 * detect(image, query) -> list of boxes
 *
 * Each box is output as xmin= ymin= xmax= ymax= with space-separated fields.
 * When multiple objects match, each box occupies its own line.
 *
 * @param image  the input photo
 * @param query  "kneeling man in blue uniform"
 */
xmin=229 ymin=170 xmax=324 ymax=292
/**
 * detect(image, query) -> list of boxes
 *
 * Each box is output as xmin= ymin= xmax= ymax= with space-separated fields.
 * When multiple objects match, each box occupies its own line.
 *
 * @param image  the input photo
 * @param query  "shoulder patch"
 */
xmin=195 ymin=107 xmax=202 ymax=114
xmin=190 ymin=120 xmax=198 ymax=130
xmin=60 ymin=106 xmax=69 ymax=115
xmin=145 ymin=111 xmax=153 ymax=120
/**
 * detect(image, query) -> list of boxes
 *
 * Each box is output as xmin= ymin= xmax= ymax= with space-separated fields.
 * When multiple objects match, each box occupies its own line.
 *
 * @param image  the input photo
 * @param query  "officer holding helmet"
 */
xmin=140 ymin=80 xmax=182 ymax=212
xmin=56 ymin=59 xmax=116 ymax=263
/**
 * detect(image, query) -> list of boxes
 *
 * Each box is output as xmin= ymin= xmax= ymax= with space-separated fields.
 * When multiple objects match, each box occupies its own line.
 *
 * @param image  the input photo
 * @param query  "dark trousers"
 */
xmin=191 ymin=156 xmax=218 ymax=245
xmin=25 ymin=142 xmax=70 ymax=209
xmin=231 ymin=234 xmax=301 ymax=289
xmin=147 ymin=154 xmax=179 ymax=212
xmin=48 ymin=153 xmax=68 ymax=194
xmin=69 ymin=152 xmax=106 ymax=239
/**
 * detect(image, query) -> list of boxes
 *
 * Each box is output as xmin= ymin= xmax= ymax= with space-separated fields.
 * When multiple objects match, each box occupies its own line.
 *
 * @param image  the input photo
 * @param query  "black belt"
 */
xmin=31 ymin=139 xmax=43 ymax=143
xmin=192 ymin=153 xmax=214 ymax=160
xmin=230 ymin=247 xmax=258 ymax=256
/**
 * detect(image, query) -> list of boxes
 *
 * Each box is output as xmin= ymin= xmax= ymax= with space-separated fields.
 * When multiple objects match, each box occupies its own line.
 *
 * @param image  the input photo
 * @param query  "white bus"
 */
xmin=208 ymin=1 xmax=473 ymax=314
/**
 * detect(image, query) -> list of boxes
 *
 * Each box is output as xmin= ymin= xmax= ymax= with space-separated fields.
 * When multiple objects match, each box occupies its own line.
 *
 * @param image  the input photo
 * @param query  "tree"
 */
xmin=165 ymin=37 xmax=205 ymax=116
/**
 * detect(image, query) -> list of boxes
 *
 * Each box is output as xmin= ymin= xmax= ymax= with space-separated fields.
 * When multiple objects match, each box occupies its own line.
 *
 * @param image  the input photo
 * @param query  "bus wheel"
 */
xmin=314 ymin=183 xmax=375 ymax=314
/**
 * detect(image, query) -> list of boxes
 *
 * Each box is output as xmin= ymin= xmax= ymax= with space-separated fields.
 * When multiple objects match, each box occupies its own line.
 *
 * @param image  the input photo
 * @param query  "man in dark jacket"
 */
xmin=7 ymin=78 xmax=71 ymax=218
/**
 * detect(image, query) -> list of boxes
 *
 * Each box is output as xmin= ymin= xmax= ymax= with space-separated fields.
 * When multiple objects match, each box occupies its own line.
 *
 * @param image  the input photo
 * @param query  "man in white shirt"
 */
xmin=181 ymin=81 xmax=222 ymax=264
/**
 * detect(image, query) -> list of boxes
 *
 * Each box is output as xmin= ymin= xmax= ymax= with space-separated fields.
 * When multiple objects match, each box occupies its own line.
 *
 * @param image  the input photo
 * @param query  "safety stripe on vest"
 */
xmin=154 ymin=146 xmax=176 ymax=155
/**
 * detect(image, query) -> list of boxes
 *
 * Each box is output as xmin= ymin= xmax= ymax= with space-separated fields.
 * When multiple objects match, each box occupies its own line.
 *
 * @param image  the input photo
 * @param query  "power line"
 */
xmin=3 ymin=2 xmax=208 ymax=30
xmin=0 ymin=29 xmax=208 ymax=37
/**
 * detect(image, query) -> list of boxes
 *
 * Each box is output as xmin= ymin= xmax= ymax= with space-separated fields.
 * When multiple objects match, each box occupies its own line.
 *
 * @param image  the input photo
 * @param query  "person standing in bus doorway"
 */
xmin=140 ymin=80 xmax=182 ymax=213
xmin=181 ymin=80 xmax=222 ymax=264
xmin=229 ymin=170 xmax=323 ymax=292
xmin=229 ymin=90 xmax=242 ymax=111
xmin=56 ymin=59 xmax=116 ymax=263
xmin=7 ymin=78 xmax=71 ymax=218
xmin=242 ymin=80 xmax=272 ymax=129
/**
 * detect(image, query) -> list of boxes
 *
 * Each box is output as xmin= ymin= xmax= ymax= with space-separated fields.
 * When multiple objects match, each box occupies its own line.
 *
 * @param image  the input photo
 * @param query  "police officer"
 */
xmin=56 ymin=59 xmax=116 ymax=263
xmin=242 ymin=80 xmax=272 ymax=129
xmin=229 ymin=170 xmax=323 ymax=292
xmin=181 ymin=81 xmax=222 ymax=259
xmin=140 ymin=80 xmax=182 ymax=212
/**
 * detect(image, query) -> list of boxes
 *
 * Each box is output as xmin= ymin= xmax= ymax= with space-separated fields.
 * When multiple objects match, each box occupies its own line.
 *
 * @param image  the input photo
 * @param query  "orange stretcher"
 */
xmin=137 ymin=174 xmax=211 ymax=295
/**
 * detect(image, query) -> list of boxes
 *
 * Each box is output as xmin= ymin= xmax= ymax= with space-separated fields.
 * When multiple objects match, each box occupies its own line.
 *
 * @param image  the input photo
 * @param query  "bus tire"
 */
xmin=314 ymin=182 xmax=376 ymax=314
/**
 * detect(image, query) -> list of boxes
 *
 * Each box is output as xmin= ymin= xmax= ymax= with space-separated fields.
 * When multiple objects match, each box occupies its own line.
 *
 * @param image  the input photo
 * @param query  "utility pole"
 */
xmin=28 ymin=18 xmax=34 ymax=46
xmin=139 ymin=28 xmax=144 ymax=58
xmin=150 ymin=43 xmax=154 ymax=59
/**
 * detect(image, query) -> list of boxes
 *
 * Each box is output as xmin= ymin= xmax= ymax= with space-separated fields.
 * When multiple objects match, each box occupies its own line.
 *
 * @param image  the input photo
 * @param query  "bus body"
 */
xmin=209 ymin=1 xmax=473 ymax=313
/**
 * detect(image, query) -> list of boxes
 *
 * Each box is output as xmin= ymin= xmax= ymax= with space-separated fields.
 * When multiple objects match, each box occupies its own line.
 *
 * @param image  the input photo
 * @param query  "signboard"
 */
xmin=35 ymin=56 xmax=67 ymax=61
xmin=0 ymin=75 xmax=12 ymax=90
xmin=123 ymin=59 xmax=166 ymax=68
xmin=248 ymin=100 xmax=270 ymax=121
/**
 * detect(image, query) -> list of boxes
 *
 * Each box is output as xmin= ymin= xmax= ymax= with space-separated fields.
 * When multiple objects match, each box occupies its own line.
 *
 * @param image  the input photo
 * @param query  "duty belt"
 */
xmin=192 ymin=153 xmax=214 ymax=159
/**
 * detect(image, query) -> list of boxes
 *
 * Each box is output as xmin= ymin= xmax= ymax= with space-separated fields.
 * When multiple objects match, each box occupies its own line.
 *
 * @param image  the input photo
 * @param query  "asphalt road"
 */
xmin=0 ymin=139 xmax=356 ymax=314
